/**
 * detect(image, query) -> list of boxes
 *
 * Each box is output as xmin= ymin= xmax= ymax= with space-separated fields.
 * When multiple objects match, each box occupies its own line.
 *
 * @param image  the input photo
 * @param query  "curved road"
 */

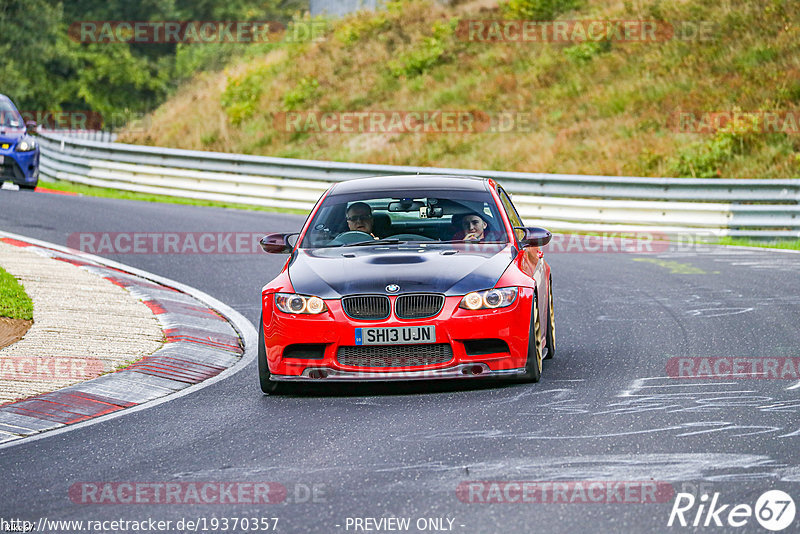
xmin=1 ymin=190 xmax=799 ymax=533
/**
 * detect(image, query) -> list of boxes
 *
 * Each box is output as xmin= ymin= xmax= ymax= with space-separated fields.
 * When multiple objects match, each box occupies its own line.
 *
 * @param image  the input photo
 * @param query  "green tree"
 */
xmin=76 ymin=44 xmax=171 ymax=119
xmin=1 ymin=0 xmax=310 ymax=127
xmin=0 ymin=0 xmax=71 ymax=110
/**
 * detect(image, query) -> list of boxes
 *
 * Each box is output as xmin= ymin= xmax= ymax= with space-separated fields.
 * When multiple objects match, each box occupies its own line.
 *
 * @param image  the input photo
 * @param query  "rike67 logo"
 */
xmin=668 ymin=490 xmax=796 ymax=531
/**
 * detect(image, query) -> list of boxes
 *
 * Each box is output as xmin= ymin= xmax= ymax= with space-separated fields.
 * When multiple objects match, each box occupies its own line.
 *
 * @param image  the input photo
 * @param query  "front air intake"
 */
xmin=395 ymin=293 xmax=445 ymax=319
xmin=337 ymin=344 xmax=453 ymax=368
xmin=342 ymin=295 xmax=390 ymax=320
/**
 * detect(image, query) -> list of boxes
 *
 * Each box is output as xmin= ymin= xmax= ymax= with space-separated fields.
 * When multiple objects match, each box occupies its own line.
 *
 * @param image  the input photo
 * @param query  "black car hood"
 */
xmin=289 ymin=244 xmax=516 ymax=298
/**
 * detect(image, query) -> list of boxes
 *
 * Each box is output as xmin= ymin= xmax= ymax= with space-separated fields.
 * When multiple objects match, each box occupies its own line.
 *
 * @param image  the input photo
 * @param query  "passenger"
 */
xmin=346 ymin=202 xmax=379 ymax=239
xmin=454 ymin=212 xmax=493 ymax=241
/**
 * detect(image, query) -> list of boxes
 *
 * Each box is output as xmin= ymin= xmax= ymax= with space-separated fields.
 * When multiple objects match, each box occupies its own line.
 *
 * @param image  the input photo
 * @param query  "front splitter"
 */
xmin=271 ymin=364 xmax=526 ymax=382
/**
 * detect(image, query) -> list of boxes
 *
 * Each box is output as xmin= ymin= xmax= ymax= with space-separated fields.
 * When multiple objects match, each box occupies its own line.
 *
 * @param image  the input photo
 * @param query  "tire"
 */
xmin=519 ymin=292 xmax=543 ymax=383
xmin=544 ymin=278 xmax=555 ymax=360
xmin=258 ymin=314 xmax=293 ymax=395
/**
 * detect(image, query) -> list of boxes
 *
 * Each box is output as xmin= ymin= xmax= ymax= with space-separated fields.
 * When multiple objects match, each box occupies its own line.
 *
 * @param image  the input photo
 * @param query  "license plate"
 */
xmin=355 ymin=325 xmax=435 ymax=345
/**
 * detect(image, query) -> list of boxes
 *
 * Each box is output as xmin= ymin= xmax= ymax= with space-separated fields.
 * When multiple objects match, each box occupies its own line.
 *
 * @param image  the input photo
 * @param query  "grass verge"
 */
xmin=38 ymin=180 xmax=307 ymax=215
xmin=711 ymin=237 xmax=800 ymax=251
xmin=0 ymin=267 xmax=34 ymax=320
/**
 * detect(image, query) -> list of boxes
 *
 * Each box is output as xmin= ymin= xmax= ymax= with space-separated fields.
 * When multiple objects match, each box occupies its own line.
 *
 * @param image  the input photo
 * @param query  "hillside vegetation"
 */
xmin=121 ymin=0 xmax=800 ymax=178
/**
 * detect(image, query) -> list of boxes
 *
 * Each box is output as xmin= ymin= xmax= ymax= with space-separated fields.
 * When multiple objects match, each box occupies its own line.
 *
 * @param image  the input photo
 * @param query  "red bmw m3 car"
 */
xmin=258 ymin=175 xmax=554 ymax=394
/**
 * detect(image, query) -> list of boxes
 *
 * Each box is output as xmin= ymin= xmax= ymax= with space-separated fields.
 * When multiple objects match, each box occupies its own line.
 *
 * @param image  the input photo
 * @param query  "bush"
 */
xmin=334 ymin=12 xmax=390 ymax=45
xmin=283 ymin=77 xmax=320 ymax=110
xmin=671 ymin=134 xmax=735 ymax=178
xmin=670 ymin=113 xmax=760 ymax=177
xmin=503 ymin=0 xmax=583 ymax=20
xmin=563 ymin=40 xmax=611 ymax=62
xmin=175 ymin=43 xmax=256 ymax=81
xmin=221 ymin=66 xmax=275 ymax=124
xmin=388 ymin=18 xmax=456 ymax=78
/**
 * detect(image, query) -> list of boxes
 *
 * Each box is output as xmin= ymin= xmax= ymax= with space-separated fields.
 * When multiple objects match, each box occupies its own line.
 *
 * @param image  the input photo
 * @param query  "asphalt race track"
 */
xmin=1 ymin=190 xmax=799 ymax=533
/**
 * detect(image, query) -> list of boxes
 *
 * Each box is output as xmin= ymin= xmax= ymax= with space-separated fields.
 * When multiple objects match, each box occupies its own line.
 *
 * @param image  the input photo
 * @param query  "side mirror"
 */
xmin=260 ymin=233 xmax=298 ymax=254
xmin=25 ymin=120 xmax=37 ymax=133
xmin=514 ymin=227 xmax=552 ymax=247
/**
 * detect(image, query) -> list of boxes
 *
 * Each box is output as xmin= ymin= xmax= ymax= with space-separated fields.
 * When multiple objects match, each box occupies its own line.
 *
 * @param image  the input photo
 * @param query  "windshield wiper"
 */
xmin=342 ymin=238 xmax=407 ymax=247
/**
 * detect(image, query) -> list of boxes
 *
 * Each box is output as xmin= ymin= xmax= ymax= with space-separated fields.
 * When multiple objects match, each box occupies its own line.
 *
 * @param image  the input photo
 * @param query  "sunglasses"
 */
xmin=347 ymin=215 xmax=372 ymax=222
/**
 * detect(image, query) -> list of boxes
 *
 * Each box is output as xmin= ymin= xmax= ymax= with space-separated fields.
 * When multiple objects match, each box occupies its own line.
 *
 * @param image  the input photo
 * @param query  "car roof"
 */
xmin=328 ymin=175 xmax=490 ymax=195
xmin=0 ymin=95 xmax=19 ymax=112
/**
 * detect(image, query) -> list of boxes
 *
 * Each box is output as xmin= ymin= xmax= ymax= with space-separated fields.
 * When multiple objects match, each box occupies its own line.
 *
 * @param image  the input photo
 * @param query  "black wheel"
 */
xmin=544 ymin=278 xmax=555 ymax=360
xmin=519 ymin=292 xmax=543 ymax=383
xmin=258 ymin=314 xmax=293 ymax=395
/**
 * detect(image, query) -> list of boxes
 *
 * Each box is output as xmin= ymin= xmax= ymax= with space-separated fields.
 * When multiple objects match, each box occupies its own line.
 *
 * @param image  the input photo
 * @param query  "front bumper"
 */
xmin=0 ymin=148 xmax=39 ymax=186
xmin=262 ymin=289 xmax=535 ymax=381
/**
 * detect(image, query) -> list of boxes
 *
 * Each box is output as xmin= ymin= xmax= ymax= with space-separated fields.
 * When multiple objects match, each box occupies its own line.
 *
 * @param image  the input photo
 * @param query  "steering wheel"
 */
xmin=329 ymin=231 xmax=375 ymax=245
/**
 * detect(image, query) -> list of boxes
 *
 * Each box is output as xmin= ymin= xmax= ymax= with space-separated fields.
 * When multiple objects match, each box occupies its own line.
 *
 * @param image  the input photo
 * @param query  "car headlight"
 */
xmin=15 ymin=137 xmax=36 ymax=152
xmin=459 ymin=287 xmax=518 ymax=310
xmin=275 ymin=293 xmax=327 ymax=314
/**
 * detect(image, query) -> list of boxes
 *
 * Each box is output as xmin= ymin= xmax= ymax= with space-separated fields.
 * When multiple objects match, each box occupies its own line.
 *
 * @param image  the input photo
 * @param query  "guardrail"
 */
xmin=37 ymin=132 xmax=800 ymax=238
xmin=38 ymin=130 xmax=117 ymax=143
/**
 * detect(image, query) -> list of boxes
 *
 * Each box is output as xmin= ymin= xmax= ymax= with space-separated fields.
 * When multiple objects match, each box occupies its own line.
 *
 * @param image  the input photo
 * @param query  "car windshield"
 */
xmin=0 ymin=101 xmax=23 ymax=128
xmin=299 ymin=188 xmax=509 ymax=249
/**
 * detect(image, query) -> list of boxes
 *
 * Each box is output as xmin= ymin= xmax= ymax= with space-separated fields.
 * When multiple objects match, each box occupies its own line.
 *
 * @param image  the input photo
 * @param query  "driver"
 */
xmin=346 ymin=202 xmax=379 ymax=239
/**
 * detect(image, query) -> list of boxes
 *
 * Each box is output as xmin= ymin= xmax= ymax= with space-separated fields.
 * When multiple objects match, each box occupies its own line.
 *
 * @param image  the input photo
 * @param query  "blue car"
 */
xmin=0 ymin=94 xmax=39 ymax=189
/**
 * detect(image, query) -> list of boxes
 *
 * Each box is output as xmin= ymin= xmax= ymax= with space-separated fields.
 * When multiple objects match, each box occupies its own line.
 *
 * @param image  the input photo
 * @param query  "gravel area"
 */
xmin=0 ymin=241 xmax=164 ymax=404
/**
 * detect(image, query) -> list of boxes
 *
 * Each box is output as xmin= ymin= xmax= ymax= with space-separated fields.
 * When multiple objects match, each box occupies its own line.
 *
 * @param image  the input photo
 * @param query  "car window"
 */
xmin=0 ymin=101 xmax=23 ymax=128
xmin=498 ymin=188 xmax=523 ymax=226
xmin=497 ymin=188 xmax=526 ymax=242
xmin=300 ymin=189 xmax=509 ymax=248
